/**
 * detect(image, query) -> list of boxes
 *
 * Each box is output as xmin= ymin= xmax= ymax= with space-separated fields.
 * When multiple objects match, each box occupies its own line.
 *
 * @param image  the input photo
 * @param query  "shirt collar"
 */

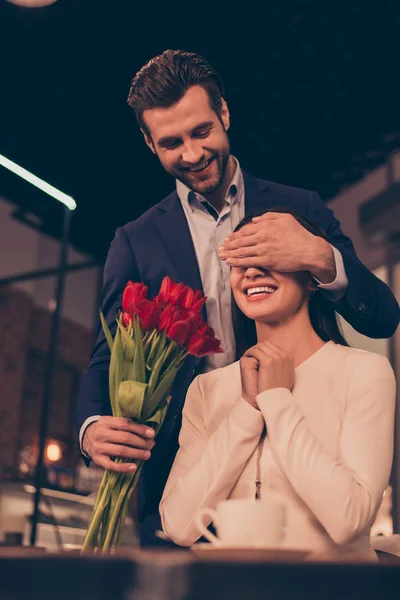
xmin=176 ymin=156 xmax=244 ymax=211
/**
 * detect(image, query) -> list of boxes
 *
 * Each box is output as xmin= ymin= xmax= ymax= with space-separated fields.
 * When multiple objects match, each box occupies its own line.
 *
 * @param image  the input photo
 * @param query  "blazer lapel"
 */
xmin=243 ymin=171 xmax=274 ymax=215
xmin=154 ymin=191 xmax=203 ymax=294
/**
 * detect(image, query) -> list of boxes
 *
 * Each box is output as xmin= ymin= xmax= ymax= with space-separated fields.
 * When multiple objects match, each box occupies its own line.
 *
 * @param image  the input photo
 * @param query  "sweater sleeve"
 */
xmin=256 ymin=354 xmax=396 ymax=546
xmin=160 ymin=375 xmax=265 ymax=546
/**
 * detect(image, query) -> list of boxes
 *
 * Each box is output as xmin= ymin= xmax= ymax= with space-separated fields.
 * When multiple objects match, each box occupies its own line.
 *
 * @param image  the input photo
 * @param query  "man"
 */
xmin=76 ymin=49 xmax=399 ymax=547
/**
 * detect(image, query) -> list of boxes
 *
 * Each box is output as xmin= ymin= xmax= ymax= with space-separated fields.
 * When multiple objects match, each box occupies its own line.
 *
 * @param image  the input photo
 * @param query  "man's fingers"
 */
xmin=95 ymin=456 xmax=137 ymax=474
xmin=106 ymin=429 xmax=155 ymax=450
xmin=224 ymin=213 xmax=286 ymax=244
xmin=102 ymin=443 xmax=152 ymax=462
xmin=224 ymin=223 xmax=259 ymax=243
xmin=105 ymin=416 xmax=155 ymax=438
xmin=223 ymin=247 xmax=261 ymax=260
xmin=225 ymin=256 xmax=275 ymax=268
xmin=221 ymin=233 xmax=259 ymax=252
xmin=252 ymin=213 xmax=287 ymax=223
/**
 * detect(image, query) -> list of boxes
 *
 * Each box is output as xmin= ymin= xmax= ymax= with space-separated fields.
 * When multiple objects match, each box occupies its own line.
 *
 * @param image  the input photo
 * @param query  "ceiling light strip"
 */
xmin=0 ymin=153 xmax=76 ymax=211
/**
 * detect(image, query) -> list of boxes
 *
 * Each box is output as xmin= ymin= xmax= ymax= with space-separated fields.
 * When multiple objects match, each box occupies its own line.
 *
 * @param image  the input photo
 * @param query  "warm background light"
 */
xmin=6 ymin=0 xmax=57 ymax=6
xmin=46 ymin=441 xmax=62 ymax=463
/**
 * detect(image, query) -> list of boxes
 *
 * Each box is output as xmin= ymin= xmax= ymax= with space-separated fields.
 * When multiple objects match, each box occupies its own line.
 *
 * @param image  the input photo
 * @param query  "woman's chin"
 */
xmin=242 ymin=306 xmax=280 ymax=322
xmin=238 ymin=296 xmax=277 ymax=320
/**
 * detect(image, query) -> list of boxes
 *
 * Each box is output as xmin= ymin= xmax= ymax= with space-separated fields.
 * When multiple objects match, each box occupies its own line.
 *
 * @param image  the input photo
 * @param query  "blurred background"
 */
xmin=0 ymin=0 xmax=399 ymax=549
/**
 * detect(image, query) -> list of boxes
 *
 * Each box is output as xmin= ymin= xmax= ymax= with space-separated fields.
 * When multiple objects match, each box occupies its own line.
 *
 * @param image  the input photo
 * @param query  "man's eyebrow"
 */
xmin=157 ymin=121 xmax=214 ymax=146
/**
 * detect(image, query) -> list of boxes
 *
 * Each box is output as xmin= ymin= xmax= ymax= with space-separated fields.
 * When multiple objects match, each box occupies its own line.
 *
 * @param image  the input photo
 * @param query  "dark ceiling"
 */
xmin=1 ymin=0 xmax=400 ymax=262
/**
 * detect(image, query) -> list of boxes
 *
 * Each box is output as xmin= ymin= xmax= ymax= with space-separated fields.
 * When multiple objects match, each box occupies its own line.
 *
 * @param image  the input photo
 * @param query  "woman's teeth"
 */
xmin=246 ymin=286 xmax=276 ymax=297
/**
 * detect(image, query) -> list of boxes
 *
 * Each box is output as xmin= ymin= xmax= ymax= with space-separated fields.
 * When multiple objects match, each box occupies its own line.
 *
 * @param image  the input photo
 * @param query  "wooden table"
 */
xmin=0 ymin=547 xmax=400 ymax=599
xmin=133 ymin=548 xmax=400 ymax=600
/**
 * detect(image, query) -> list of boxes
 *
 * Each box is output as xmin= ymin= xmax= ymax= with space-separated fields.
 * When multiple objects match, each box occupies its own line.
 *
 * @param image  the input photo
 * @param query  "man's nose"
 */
xmin=181 ymin=141 xmax=204 ymax=165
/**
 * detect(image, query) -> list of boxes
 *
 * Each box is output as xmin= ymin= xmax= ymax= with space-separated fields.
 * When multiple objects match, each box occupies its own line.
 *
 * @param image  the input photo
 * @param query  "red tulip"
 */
xmin=158 ymin=276 xmax=173 ymax=305
xmin=159 ymin=304 xmax=177 ymax=332
xmin=136 ymin=299 xmax=161 ymax=331
xmin=166 ymin=319 xmax=193 ymax=345
xmin=187 ymin=324 xmax=224 ymax=357
xmin=158 ymin=277 xmax=207 ymax=314
xmin=181 ymin=287 xmax=206 ymax=313
xmin=121 ymin=311 xmax=133 ymax=328
xmin=169 ymin=282 xmax=189 ymax=306
xmin=122 ymin=281 xmax=148 ymax=313
xmin=158 ymin=277 xmax=183 ymax=305
xmin=165 ymin=310 xmax=204 ymax=345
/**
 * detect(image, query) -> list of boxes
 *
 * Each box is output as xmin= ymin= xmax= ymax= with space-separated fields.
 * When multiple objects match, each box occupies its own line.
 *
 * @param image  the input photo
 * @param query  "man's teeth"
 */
xmin=188 ymin=158 xmax=212 ymax=172
xmin=246 ymin=286 xmax=276 ymax=296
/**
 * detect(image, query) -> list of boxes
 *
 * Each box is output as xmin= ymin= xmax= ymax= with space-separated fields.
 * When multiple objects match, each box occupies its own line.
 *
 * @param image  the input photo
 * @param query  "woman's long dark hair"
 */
xmin=232 ymin=207 xmax=349 ymax=359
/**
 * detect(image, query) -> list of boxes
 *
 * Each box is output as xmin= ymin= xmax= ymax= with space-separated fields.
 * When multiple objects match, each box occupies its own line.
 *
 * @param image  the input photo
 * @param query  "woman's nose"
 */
xmin=244 ymin=266 xmax=264 ymax=278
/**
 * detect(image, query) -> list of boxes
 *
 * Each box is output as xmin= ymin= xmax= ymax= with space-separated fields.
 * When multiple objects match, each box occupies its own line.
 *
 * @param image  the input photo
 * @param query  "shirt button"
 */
xmin=357 ymin=302 xmax=369 ymax=314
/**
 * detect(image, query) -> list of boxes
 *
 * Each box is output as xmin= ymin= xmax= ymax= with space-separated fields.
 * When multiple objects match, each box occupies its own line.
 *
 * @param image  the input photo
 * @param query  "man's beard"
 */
xmin=167 ymin=144 xmax=231 ymax=195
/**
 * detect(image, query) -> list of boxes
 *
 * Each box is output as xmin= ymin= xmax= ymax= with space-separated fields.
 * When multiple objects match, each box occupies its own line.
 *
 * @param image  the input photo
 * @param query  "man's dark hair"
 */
xmin=127 ymin=49 xmax=225 ymax=138
xmin=232 ymin=207 xmax=349 ymax=359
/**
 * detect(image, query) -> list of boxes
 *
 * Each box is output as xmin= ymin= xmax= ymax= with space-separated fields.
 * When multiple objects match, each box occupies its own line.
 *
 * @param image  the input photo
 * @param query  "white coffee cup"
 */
xmin=194 ymin=499 xmax=287 ymax=548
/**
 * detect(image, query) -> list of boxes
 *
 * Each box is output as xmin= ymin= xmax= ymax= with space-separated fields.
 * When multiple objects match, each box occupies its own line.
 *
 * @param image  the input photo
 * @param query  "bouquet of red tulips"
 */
xmin=82 ymin=277 xmax=223 ymax=552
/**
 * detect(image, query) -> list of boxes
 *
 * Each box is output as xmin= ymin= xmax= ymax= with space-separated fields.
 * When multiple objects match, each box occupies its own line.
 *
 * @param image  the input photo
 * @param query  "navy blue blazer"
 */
xmin=76 ymin=172 xmax=399 ymax=546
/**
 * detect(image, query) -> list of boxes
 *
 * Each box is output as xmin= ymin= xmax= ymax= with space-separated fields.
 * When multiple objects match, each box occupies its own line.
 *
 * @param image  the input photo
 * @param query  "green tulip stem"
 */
xmin=115 ymin=459 xmax=145 ymax=547
xmin=81 ymin=467 xmax=123 ymax=552
xmin=82 ymin=478 xmax=113 ymax=551
xmin=102 ymin=474 xmax=134 ymax=552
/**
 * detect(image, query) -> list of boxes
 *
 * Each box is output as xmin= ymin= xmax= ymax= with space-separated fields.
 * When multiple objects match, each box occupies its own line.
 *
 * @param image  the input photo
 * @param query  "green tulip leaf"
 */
xmin=117 ymin=319 xmax=137 ymax=380
xmin=109 ymin=327 xmax=124 ymax=417
xmin=141 ymin=366 xmax=177 ymax=423
xmin=146 ymin=331 xmax=167 ymax=370
xmin=143 ymin=329 xmax=158 ymax=360
xmin=132 ymin=314 xmax=146 ymax=383
xmin=146 ymin=398 xmax=170 ymax=434
xmin=100 ymin=311 xmax=114 ymax=352
xmin=118 ymin=320 xmax=135 ymax=361
xmin=118 ymin=380 xmax=148 ymax=421
xmin=145 ymin=344 xmax=170 ymax=399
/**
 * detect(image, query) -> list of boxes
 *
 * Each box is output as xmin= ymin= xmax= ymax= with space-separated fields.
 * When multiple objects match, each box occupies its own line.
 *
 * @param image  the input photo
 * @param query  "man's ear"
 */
xmin=141 ymin=128 xmax=156 ymax=154
xmin=221 ymin=98 xmax=230 ymax=131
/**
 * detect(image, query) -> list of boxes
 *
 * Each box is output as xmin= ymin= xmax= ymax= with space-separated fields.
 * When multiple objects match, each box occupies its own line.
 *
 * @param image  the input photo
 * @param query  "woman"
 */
xmin=159 ymin=209 xmax=396 ymax=560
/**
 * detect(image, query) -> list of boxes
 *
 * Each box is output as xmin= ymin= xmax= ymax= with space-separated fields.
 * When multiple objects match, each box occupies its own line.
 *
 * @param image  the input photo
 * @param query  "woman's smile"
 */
xmin=243 ymin=284 xmax=279 ymax=302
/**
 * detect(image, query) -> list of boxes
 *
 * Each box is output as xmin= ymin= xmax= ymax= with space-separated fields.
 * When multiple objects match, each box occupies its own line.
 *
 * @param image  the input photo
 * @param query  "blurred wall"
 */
xmin=0 ymin=195 xmax=100 ymax=480
xmin=0 ymin=195 xmax=101 ymax=329
xmin=328 ymin=153 xmax=400 ymax=357
xmin=328 ymin=151 xmax=400 ymax=271
xmin=328 ymin=151 xmax=400 ymax=533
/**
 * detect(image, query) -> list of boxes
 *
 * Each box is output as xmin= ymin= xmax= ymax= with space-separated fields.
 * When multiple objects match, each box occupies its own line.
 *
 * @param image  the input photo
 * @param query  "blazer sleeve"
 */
xmin=306 ymin=191 xmax=399 ymax=338
xmin=75 ymin=226 xmax=141 ymax=434
xmin=256 ymin=354 xmax=396 ymax=546
xmin=159 ymin=376 xmax=265 ymax=546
